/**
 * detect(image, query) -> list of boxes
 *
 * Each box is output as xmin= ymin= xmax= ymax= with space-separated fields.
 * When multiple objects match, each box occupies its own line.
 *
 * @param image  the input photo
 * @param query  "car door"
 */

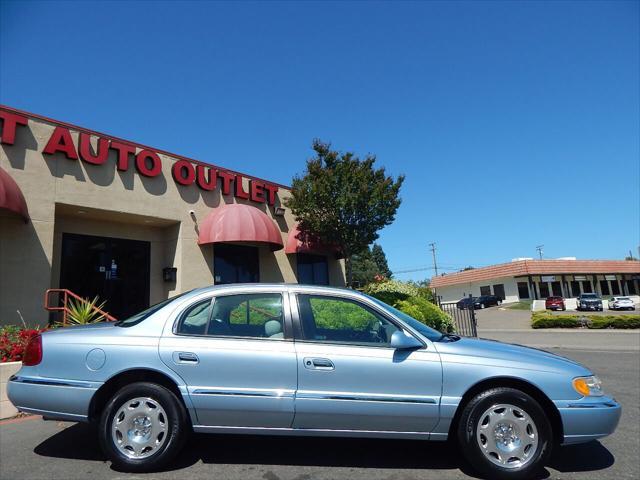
xmin=290 ymin=291 xmax=442 ymax=433
xmin=159 ymin=289 xmax=297 ymax=428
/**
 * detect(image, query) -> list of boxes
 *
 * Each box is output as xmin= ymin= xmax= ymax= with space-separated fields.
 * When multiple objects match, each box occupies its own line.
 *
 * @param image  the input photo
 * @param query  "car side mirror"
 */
xmin=390 ymin=330 xmax=422 ymax=350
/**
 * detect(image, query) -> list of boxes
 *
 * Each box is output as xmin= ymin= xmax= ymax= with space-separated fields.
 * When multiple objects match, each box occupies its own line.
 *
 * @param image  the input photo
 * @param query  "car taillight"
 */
xmin=22 ymin=334 xmax=42 ymax=366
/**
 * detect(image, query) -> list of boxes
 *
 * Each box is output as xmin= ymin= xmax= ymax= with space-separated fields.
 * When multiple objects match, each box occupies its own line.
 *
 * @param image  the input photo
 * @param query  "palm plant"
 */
xmin=62 ymin=296 xmax=108 ymax=326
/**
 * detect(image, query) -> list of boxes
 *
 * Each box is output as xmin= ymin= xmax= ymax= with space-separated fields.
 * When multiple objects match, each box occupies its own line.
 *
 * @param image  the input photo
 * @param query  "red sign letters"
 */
xmin=0 ymin=111 xmax=279 ymax=205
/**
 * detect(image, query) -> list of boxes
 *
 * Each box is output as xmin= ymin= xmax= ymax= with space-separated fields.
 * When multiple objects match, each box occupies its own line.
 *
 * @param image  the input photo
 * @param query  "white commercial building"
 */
xmin=430 ymin=258 xmax=640 ymax=304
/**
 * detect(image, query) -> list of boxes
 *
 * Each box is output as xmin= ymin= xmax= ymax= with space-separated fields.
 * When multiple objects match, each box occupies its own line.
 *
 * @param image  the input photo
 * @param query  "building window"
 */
xmin=582 ymin=281 xmax=593 ymax=293
xmin=570 ymin=281 xmax=580 ymax=297
xmin=480 ymin=285 xmax=491 ymax=296
xmin=492 ymin=284 xmax=505 ymax=300
xmin=517 ymin=282 xmax=530 ymax=299
xmin=539 ymin=282 xmax=550 ymax=298
xmin=611 ymin=281 xmax=620 ymax=295
xmin=551 ymin=281 xmax=562 ymax=297
xmin=297 ymin=254 xmax=329 ymax=285
xmin=626 ymin=280 xmax=638 ymax=295
xmin=214 ymin=244 xmax=259 ymax=284
xmin=599 ymin=280 xmax=610 ymax=296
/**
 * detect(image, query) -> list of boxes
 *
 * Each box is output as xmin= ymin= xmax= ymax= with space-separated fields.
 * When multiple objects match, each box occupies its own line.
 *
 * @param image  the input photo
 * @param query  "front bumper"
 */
xmin=578 ymin=304 xmax=602 ymax=311
xmin=555 ymin=396 xmax=621 ymax=445
xmin=7 ymin=374 xmax=101 ymax=422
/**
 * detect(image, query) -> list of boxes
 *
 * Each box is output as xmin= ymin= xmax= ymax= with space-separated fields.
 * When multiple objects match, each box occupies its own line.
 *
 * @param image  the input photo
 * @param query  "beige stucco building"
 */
xmin=0 ymin=105 xmax=345 ymax=327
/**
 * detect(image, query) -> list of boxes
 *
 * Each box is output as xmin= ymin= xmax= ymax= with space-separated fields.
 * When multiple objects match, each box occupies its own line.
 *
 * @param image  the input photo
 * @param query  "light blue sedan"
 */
xmin=8 ymin=284 xmax=620 ymax=478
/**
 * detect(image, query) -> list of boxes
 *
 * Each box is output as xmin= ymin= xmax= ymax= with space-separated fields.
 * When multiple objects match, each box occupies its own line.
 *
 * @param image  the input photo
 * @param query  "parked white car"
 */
xmin=607 ymin=296 xmax=635 ymax=311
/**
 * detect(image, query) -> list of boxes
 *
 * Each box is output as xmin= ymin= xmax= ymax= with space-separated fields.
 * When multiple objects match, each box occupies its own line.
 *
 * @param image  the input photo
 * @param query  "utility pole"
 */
xmin=429 ymin=242 xmax=438 ymax=276
xmin=429 ymin=242 xmax=439 ymax=304
xmin=536 ymin=245 xmax=544 ymax=260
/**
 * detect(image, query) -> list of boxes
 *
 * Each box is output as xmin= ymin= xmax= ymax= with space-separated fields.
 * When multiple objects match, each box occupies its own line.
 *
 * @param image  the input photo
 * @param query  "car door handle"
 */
xmin=176 ymin=352 xmax=199 ymax=364
xmin=304 ymin=357 xmax=334 ymax=370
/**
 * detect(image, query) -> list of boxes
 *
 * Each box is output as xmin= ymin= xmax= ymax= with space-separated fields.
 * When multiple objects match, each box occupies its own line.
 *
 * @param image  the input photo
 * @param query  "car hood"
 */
xmin=433 ymin=336 xmax=591 ymax=376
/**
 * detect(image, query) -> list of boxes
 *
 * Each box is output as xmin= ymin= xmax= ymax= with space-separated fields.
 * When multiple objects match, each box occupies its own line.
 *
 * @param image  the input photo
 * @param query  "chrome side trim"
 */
xmin=297 ymin=391 xmax=437 ymax=404
xmin=192 ymin=424 xmax=432 ymax=440
xmin=191 ymin=388 xmax=295 ymax=398
xmin=9 ymin=375 xmax=95 ymax=389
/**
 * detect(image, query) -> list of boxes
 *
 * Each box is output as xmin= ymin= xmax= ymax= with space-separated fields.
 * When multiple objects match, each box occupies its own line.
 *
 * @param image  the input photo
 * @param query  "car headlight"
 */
xmin=573 ymin=376 xmax=603 ymax=397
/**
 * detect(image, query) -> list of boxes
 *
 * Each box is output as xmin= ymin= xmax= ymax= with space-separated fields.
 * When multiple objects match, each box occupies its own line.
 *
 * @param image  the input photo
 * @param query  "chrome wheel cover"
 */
xmin=476 ymin=403 xmax=539 ymax=470
xmin=111 ymin=397 xmax=168 ymax=459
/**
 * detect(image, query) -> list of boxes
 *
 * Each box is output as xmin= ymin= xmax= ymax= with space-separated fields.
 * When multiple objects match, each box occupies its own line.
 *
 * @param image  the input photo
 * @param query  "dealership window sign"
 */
xmin=0 ymin=111 xmax=279 ymax=205
xmin=540 ymin=275 xmax=556 ymax=282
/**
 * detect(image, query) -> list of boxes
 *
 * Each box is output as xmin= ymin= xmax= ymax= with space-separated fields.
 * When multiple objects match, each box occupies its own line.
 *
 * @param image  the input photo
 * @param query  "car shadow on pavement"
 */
xmin=33 ymin=424 xmax=614 ymax=478
xmin=549 ymin=441 xmax=615 ymax=473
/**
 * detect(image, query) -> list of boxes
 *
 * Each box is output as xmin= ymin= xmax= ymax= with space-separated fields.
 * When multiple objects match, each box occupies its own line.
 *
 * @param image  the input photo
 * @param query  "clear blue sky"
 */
xmin=1 ymin=0 xmax=638 ymax=281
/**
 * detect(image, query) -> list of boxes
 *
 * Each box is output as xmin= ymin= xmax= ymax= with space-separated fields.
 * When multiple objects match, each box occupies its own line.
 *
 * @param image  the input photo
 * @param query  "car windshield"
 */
xmin=581 ymin=293 xmax=598 ymax=299
xmin=115 ymin=290 xmax=193 ymax=327
xmin=365 ymin=295 xmax=444 ymax=342
xmin=616 ymin=297 xmax=630 ymax=301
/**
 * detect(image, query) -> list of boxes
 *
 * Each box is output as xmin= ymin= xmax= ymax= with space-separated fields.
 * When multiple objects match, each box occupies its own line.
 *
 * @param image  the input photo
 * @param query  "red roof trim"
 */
xmin=0 ymin=104 xmax=291 ymax=190
xmin=431 ymin=260 xmax=640 ymax=287
xmin=0 ymin=166 xmax=29 ymax=222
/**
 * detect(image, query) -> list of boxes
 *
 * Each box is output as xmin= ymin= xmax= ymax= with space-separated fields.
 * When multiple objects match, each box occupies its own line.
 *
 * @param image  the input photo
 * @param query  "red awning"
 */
xmin=197 ymin=203 xmax=283 ymax=251
xmin=0 ymin=167 xmax=29 ymax=222
xmin=285 ymin=223 xmax=341 ymax=257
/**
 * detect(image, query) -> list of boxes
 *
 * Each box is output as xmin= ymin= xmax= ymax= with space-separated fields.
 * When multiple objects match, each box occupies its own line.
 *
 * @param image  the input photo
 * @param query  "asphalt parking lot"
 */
xmin=1 ymin=343 xmax=638 ymax=480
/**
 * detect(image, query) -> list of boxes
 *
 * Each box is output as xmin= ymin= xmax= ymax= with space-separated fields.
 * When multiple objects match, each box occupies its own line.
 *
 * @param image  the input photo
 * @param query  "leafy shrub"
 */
xmin=531 ymin=313 xmax=580 ymax=329
xmin=363 ymin=280 xmax=420 ymax=306
xmin=365 ymin=280 xmax=454 ymax=332
xmin=0 ymin=325 xmax=46 ymax=363
xmin=395 ymin=296 xmax=456 ymax=333
xmin=531 ymin=312 xmax=640 ymax=329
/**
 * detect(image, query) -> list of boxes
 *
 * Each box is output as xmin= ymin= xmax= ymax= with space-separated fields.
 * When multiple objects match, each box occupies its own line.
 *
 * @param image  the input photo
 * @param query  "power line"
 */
xmin=536 ymin=244 xmax=544 ymax=260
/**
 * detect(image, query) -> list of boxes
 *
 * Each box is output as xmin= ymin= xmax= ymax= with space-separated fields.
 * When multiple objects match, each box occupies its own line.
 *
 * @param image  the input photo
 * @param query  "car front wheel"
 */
xmin=99 ymin=382 xmax=188 ymax=472
xmin=457 ymin=387 xmax=552 ymax=480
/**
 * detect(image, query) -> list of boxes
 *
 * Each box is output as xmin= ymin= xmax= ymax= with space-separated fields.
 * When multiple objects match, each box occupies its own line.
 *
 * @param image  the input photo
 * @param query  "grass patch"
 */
xmin=531 ymin=312 xmax=640 ymax=329
xmin=507 ymin=300 xmax=533 ymax=310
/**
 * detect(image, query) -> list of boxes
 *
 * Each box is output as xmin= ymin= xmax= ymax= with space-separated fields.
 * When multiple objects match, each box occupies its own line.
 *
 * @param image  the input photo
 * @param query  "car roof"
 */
xmin=189 ymin=283 xmax=360 ymax=296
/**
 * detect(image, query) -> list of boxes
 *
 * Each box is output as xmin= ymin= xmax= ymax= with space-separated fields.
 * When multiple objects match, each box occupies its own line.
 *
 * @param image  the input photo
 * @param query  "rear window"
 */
xmin=116 ymin=291 xmax=192 ymax=327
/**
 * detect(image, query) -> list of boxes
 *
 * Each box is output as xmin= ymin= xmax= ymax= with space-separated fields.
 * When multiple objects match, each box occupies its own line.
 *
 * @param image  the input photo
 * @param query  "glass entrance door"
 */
xmin=59 ymin=233 xmax=150 ymax=319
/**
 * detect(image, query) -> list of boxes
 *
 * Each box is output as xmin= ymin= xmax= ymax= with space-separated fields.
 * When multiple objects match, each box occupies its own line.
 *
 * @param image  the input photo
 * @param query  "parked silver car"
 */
xmin=8 ymin=284 xmax=620 ymax=479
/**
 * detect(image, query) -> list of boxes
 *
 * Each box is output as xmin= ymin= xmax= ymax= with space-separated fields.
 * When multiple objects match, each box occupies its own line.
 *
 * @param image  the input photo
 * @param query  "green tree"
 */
xmin=371 ymin=243 xmax=392 ymax=279
xmin=285 ymin=140 xmax=404 ymax=287
xmin=351 ymin=248 xmax=379 ymax=288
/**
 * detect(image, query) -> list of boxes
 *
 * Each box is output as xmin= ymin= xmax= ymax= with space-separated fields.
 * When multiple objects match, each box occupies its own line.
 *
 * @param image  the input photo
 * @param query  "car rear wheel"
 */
xmin=99 ymin=382 xmax=188 ymax=472
xmin=457 ymin=387 xmax=552 ymax=480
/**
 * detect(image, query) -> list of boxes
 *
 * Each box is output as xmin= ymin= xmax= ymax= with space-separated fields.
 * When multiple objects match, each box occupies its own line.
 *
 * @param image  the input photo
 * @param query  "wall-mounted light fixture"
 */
xmin=163 ymin=267 xmax=177 ymax=283
xmin=274 ymin=206 xmax=285 ymax=217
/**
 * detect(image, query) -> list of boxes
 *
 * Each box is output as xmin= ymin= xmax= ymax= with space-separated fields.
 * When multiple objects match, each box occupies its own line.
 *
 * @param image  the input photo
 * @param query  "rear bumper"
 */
xmin=556 ymin=396 xmax=621 ymax=445
xmin=7 ymin=375 xmax=101 ymax=422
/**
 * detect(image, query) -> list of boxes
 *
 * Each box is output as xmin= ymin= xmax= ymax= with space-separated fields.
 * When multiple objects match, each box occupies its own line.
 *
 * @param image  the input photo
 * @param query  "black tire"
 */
xmin=457 ymin=387 xmax=552 ymax=480
xmin=98 ymin=382 xmax=189 ymax=472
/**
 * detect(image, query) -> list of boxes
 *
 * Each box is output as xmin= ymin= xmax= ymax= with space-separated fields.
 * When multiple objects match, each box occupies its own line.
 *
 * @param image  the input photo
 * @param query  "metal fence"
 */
xmin=438 ymin=299 xmax=478 ymax=337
